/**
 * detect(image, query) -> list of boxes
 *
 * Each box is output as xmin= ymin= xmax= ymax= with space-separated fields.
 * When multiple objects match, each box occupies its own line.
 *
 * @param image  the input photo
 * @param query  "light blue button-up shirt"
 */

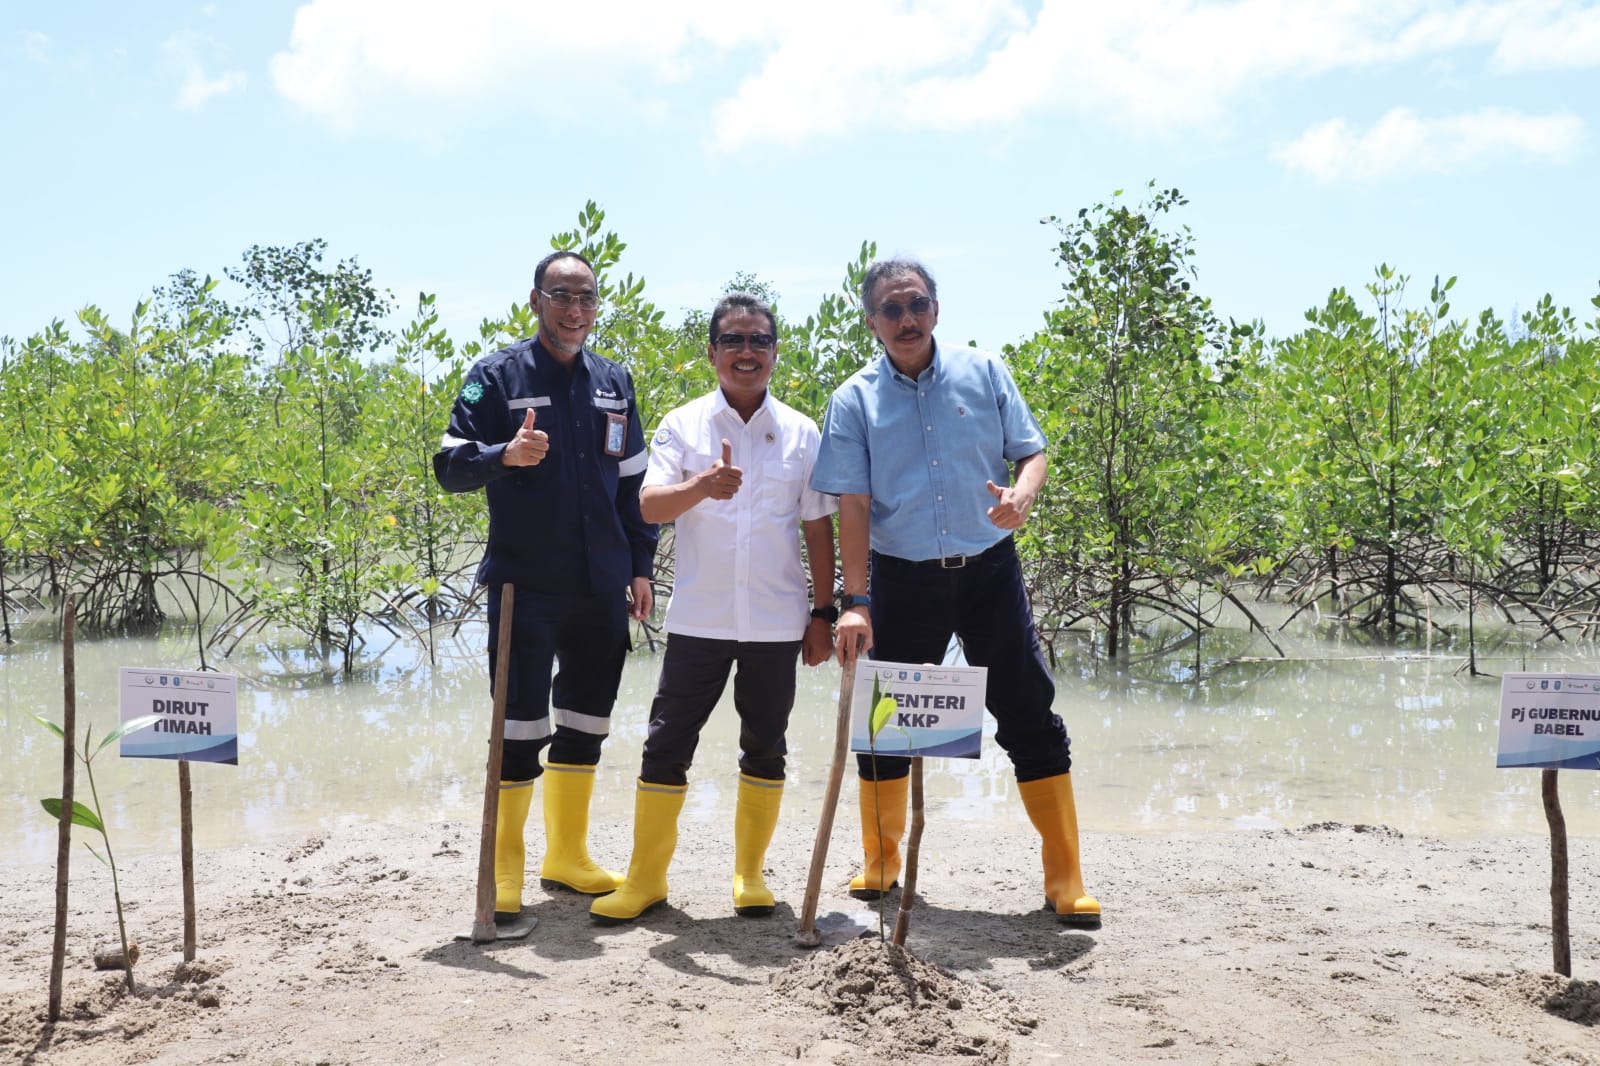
xmin=810 ymin=340 xmax=1047 ymax=561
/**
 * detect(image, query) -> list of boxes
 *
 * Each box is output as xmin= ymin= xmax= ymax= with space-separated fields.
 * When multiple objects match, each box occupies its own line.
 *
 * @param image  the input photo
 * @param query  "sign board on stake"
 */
xmin=119 ymin=668 xmax=239 ymax=765
xmin=1496 ymin=672 xmax=1600 ymax=771
xmin=848 ymin=658 xmax=986 ymax=758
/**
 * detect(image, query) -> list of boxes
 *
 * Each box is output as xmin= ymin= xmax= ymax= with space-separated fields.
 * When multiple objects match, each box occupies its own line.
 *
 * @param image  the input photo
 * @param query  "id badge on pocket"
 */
xmin=605 ymin=412 xmax=627 ymax=457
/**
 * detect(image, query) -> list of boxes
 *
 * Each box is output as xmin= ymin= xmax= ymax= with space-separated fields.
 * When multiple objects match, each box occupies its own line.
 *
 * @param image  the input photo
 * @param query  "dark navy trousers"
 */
xmin=859 ymin=537 xmax=1071 ymax=784
xmin=486 ymin=585 xmax=629 ymax=782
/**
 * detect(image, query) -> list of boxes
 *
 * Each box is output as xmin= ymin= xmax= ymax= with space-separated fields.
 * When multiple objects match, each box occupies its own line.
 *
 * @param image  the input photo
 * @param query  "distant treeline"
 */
xmin=3 ymin=191 xmax=1598 ymax=673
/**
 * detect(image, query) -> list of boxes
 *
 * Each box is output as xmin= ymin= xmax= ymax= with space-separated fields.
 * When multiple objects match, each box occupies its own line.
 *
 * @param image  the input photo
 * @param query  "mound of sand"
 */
xmin=772 ymin=935 xmax=1036 ymax=1062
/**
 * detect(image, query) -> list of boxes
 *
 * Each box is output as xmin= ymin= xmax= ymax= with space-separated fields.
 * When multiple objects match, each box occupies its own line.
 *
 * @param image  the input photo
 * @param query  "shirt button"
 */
xmin=937 ymin=495 xmax=943 ymax=501
xmin=932 ymin=460 xmax=939 ymax=466
xmin=925 ymin=425 xmax=932 ymax=431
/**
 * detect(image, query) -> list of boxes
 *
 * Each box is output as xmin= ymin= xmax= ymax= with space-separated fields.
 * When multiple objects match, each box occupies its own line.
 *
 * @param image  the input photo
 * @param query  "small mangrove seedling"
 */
xmin=36 ymin=712 xmax=162 ymax=990
xmin=865 ymin=677 xmax=905 ymax=940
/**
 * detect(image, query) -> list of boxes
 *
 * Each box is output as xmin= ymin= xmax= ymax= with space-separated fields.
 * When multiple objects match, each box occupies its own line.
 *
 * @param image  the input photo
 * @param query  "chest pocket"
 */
xmin=757 ymin=459 xmax=802 ymax=514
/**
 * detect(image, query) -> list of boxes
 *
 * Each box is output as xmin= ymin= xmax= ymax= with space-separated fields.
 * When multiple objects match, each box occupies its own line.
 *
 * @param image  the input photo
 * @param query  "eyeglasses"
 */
xmin=870 ymin=296 xmax=933 ymax=321
xmin=714 ymin=332 xmax=776 ymax=353
xmin=537 ymin=289 xmax=600 ymax=311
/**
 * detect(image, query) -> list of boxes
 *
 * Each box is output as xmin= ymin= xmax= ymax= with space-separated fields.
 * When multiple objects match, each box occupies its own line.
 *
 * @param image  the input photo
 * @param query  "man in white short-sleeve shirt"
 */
xmin=592 ymin=291 xmax=837 ymax=925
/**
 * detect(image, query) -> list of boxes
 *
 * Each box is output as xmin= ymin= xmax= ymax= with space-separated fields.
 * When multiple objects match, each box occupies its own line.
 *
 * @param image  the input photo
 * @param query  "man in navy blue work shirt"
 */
xmin=434 ymin=250 xmax=657 ymax=927
xmin=810 ymin=257 xmax=1100 ymax=927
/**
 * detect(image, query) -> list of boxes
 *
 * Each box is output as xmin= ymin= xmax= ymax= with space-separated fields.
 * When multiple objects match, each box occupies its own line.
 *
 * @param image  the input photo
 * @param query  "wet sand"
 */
xmin=3 ymin=814 xmax=1597 ymax=1064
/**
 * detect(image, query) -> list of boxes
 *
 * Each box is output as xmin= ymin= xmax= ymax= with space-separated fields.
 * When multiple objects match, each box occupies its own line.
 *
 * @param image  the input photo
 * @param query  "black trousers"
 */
xmin=859 ymin=537 xmax=1070 ymax=784
xmin=640 ymin=633 xmax=802 ymax=787
xmin=486 ymin=586 xmax=629 ymax=782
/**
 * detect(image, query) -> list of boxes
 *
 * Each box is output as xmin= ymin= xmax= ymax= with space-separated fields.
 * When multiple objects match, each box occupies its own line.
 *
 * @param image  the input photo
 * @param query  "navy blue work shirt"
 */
xmin=433 ymin=337 xmax=657 ymax=595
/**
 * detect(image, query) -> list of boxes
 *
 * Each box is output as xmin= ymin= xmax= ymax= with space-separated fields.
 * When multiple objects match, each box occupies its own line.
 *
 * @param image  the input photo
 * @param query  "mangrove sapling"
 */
xmin=35 ymin=712 xmax=163 ymax=991
xmin=864 ymin=678 xmax=909 ymax=942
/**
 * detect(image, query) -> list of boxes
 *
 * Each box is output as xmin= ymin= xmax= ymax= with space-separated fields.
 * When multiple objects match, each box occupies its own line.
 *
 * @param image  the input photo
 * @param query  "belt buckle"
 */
xmin=940 ymin=554 xmax=967 ymax=570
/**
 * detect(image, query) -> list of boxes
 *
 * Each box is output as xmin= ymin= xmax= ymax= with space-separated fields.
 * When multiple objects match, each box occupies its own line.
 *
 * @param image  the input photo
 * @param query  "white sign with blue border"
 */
xmin=848 ymin=659 xmax=987 ymax=759
xmin=119 ymin=668 xmax=239 ymax=766
xmin=1497 ymin=672 xmax=1600 ymax=771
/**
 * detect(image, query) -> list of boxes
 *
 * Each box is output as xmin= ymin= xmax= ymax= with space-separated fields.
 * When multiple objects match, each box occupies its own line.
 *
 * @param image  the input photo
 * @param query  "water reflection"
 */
xmin=3 ymin=618 xmax=1598 ymax=865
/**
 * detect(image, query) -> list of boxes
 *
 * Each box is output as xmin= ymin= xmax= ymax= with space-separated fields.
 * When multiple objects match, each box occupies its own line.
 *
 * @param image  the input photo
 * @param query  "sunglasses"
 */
xmin=538 ymin=289 xmax=600 ymax=311
xmin=870 ymin=296 xmax=933 ymax=321
xmin=714 ymin=332 xmax=776 ymax=353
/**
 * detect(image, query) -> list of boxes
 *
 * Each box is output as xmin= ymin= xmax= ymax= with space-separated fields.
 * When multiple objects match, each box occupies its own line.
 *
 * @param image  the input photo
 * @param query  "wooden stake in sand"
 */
xmin=890 ymin=757 xmax=925 ymax=946
xmin=1542 ymin=769 xmax=1571 ymax=977
xmin=179 ymin=760 xmax=197 ymax=962
xmin=796 ymin=658 xmax=856 ymax=948
xmin=48 ymin=595 xmax=78 ymax=1023
xmin=468 ymin=584 xmax=535 ymax=943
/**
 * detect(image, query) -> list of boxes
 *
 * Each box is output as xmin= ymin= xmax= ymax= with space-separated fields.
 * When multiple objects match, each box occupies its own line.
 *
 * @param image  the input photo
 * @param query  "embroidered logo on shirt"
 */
xmin=461 ymin=382 xmax=485 ymax=404
xmin=653 ymin=428 xmax=673 ymax=447
xmin=765 ymin=432 xmax=775 ymax=444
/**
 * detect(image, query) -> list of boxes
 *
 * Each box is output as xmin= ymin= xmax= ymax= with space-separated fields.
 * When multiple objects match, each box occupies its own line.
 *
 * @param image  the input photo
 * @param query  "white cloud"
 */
xmin=706 ymin=1 xmax=1026 ymax=151
xmin=265 ymin=0 xmax=1600 ymax=150
xmin=268 ymin=0 xmax=766 ymax=130
xmin=163 ymin=30 xmax=246 ymax=110
xmin=177 ymin=67 xmax=247 ymax=109
xmin=22 ymin=30 xmax=50 ymax=64
xmin=1273 ymin=106 xmax=1585 ymax=181
xmin=1492 ymin=0 xmax=1600 ymax=70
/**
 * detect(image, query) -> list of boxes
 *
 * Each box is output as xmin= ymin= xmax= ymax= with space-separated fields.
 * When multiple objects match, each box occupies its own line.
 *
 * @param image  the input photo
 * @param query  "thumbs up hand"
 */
xmin=698 ymin=438 xmax=743 ymax=500
xmin=985 ymin=478 xmax=1032 ymax=529
xmin=503 ymin=407 xmax=550 ymax=467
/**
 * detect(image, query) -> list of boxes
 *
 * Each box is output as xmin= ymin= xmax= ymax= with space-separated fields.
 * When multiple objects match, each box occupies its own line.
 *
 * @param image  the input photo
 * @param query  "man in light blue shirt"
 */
xmin=810 ymin=257 xmax=1100 ymax=928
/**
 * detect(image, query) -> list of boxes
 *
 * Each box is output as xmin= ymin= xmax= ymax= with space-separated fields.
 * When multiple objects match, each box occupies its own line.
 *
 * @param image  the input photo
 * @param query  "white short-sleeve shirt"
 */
xmin=644 ymin=389 xmax=836 ymax=642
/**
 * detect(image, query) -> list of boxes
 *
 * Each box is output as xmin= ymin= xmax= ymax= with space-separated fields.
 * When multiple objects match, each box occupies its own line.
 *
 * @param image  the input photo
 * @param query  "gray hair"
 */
xmin=861 ymin=258 xmax=938 ymax=312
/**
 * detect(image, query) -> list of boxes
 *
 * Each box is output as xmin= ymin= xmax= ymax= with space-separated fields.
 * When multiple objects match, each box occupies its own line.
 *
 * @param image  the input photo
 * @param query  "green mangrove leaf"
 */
xmin=33 ymin=714 xmax=66 ymax=740
xmin=41 ymin=797 xmax=105 ymax=833
xmin=96 ymin=713 xmax=165 ymax=755
xmin=870 ymin=695 xmax=897 ymax=743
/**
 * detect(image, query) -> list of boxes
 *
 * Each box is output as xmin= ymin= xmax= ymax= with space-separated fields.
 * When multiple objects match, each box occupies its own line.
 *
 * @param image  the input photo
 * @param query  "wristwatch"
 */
xmin=840 ymin=594 xmax=871 ymax=611
xmin=809 ymin=605 xmax=839 ymax=624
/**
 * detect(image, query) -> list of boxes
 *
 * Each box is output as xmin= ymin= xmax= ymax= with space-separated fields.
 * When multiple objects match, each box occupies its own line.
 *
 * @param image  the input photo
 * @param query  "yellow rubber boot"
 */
xmin=849 ymin=775 xmax=908 ymax=900
xmin=732 ymin=774 xmax=783 ymax=917
xmin=590 ymin=781 xmax=688 ymax=925
xmin=539 ymin=762 xmax=623 ymax=895
xmin=1018 ymin=773 xmax=1102 ymax=928
xmin=494 ymin=779 xmax=535 ymax=920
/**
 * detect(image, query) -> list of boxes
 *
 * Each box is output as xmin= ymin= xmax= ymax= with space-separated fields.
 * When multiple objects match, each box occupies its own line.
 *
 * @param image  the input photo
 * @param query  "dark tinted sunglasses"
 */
xmin=871 ymin=296 xmax=933 ymax=321
xmin=714 ymin=332 xmax=776 ymax=353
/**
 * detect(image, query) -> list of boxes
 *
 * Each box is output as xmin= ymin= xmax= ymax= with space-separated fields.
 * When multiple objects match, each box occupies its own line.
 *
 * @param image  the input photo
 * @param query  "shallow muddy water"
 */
xmin=4 ymin=615 xmax=1599 ymax=866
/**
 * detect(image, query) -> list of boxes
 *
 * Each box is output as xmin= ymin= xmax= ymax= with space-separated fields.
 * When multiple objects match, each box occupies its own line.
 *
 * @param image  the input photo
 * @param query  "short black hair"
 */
xmin=861 ymin=257 xmax=937 ymax=311
xmin=708 ymin=291 xmax=778 ymax=345
xmin=534 ymin=250 xmax=597 ymax=292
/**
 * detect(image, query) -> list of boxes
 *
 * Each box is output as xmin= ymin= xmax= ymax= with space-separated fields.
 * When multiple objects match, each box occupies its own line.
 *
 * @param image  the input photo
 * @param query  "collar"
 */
xmin=530 ymin=335 xmax=591 ymax=375
xmin=709 ymin=387 xmax=773 ymax=425
xmin=883 ymin=337 xmax=941 ymax=385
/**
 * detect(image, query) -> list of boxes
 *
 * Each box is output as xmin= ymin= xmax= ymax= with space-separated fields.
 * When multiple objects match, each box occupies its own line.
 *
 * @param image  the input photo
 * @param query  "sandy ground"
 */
xmin=3 ymin=814 xmax=1598 ymax=1065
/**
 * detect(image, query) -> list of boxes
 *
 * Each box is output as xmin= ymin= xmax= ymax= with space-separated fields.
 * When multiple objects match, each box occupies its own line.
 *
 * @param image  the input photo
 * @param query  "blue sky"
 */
xmin=4 ymin=1 xmax=1597 ymax=358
